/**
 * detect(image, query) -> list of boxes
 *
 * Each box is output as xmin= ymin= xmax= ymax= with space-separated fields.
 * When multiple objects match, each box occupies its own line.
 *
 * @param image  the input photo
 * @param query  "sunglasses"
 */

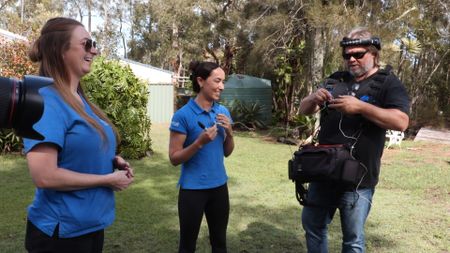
xmin=342 ymin=51 xmax=368 ymax=60
xmin=83 ymin=39 xmax=97 ymax=52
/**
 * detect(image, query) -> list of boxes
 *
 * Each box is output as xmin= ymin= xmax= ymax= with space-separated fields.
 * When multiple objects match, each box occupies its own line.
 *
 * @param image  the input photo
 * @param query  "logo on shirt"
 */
xmin=171 ymin=121 xmax=180 ymax=127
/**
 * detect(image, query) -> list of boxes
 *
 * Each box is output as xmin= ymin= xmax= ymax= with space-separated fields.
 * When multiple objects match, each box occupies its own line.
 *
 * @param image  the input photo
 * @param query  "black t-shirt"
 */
xmin=318 ymin=69 xmax=410 ymax=187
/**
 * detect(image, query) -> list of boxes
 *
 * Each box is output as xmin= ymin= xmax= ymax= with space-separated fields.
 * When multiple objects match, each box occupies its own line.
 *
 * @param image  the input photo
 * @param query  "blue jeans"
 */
xmin=301 ymin=182 xmax=374 ymax=253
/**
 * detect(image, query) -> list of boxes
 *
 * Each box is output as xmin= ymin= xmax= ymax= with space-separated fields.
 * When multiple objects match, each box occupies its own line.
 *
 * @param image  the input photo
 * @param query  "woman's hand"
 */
xmin=216 ymin=113 xmax=234 ymax=156
xmin=196 ymin=124 xmax=219 ymax=147
xmin=107 ymin=170 xmax=134 ymax=191
xmin=216 ymin=114 xmax=233 ymax=137
xmin=27 ymin=144 xmax=134 ymax=191
xmin=113 ymin=155 xmax=134 ymax=178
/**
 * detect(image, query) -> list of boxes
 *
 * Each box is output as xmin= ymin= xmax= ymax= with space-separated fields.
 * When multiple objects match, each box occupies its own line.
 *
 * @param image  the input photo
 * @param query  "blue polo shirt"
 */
xmin=23 ymin=86 xmax=116 ymax=238
xmin=170 ymin=98 xmax=232 ymax=189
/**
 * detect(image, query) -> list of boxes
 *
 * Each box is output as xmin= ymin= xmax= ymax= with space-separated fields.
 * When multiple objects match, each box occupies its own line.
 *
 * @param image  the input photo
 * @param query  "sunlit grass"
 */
xmin=0 ymin=125 xmax=449 ymax=252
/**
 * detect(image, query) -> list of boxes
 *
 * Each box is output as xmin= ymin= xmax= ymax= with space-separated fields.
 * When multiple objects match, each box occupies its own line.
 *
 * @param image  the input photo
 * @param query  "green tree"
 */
xmin=3 ymin=0 xmax=448 ymax=132
xmin=0 ymin=0 xmax=63 ymax=37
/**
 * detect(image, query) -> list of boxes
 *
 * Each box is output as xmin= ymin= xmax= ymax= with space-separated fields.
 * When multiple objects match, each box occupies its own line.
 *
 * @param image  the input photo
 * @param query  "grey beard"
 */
xmin=349 ymin=61 xmax=374 ymax=79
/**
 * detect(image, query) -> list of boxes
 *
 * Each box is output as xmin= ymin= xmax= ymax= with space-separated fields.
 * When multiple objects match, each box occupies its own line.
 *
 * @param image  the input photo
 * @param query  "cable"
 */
xmin=337 ymin=112 xmax=373 ymax=206
xmin=354 ymin=162 xmax=372 ymax=206
xmin=338 ymin=112 xmax=360 ymax=142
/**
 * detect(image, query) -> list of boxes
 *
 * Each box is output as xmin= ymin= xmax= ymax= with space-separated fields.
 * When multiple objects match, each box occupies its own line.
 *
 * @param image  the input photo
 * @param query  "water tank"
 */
xmin=220 ymin=74 xmax=272 ymax=125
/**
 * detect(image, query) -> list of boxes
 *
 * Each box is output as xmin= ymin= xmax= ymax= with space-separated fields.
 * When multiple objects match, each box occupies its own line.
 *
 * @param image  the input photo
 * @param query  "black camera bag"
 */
xmin=288 ymin=144 xmax=363 ymax=185
xmin=288 ymin=144 xmax=365 ymax=206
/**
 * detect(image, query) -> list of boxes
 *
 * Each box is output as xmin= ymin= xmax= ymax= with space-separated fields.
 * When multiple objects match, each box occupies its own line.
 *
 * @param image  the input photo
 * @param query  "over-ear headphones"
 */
xmin=340 ymin=37 xmax=381 ymax=50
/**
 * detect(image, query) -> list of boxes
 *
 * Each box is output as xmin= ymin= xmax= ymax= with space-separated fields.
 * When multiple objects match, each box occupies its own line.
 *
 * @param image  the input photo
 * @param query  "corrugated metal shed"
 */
xmin=120 ymin=58 xmax=173 ymax=84
xmin=120 ymin=59 xmax=174 ymax=123
xmin=147 ymin=83 xmax=174 ymax=124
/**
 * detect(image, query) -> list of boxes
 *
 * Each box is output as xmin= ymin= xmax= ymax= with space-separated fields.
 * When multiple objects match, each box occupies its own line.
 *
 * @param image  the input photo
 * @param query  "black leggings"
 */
xmin=25 ymin=219 xmax=104 ymax=253
xmin=178 ymin=183 xmax=229 ymax=253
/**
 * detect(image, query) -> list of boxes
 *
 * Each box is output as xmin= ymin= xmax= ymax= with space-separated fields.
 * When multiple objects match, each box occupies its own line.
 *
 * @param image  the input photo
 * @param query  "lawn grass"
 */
xmin=0 ymin=124 xmax=449 ymax=252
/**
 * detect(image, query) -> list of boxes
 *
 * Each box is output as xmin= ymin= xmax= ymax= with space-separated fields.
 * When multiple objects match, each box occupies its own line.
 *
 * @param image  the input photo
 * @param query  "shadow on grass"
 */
xmin=103 ymin=151 xmax=181 ymax=253
xmin=231 ymin=221 xmax=304 ymax=253
xmin=0 ymin=142 xmax=407 ymax=253
xmin=104 ymin=148 xmax=309 ymax=253
xmin=365 ymin=229 xmax=398 ymax=251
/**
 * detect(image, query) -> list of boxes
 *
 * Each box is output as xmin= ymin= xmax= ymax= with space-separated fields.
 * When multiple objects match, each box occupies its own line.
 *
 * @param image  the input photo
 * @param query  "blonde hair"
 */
xmin=29 ymin=17 xmax=119 ymax=144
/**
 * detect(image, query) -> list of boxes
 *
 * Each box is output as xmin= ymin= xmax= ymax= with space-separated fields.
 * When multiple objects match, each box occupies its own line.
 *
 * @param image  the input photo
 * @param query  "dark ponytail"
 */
xmin=189 ymin=61 xmax=220 ymax=93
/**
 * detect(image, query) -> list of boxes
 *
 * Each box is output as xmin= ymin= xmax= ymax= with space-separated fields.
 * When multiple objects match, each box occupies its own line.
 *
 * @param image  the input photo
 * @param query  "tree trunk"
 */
xmin=306 ymin=25 xmax=325 ymax=93
xmin=222 ymin=42 xmax=234 ymax=75
xmin=129 ymin=0 xmax=134 ymax=42
xmin=119 ymin=15 xmax=127 ymax=58
xmin=20 ymin=0 xmax=24 ymax=23
xmin=171 ymin=22 xmax=181 ymax=77
xmin=87 ymin=0 xmax=92 ymax=33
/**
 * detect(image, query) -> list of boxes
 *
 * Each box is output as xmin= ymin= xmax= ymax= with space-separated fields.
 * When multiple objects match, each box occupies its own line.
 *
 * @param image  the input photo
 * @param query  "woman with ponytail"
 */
xmin=169 ymin=61 xmax=235 ymax=253
xmin=23 ymin=17 xmax=133 ymax=253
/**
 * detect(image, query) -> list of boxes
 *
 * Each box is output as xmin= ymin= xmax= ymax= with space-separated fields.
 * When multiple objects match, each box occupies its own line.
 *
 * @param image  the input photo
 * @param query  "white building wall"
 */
xmin=120 ymin=58 xmax=172 ymax=84
xmin=147 ymin=84 xmax=174 ymax=124
xmin=0 ymin=28 xmax=27 ymax=42
xmin=120 ymin=59 xmax=174 ymax=123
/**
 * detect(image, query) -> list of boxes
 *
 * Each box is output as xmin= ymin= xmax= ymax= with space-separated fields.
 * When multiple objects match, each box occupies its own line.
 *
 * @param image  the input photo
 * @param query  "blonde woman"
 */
xmin=23 ymin=17 xmax=133 ymax=253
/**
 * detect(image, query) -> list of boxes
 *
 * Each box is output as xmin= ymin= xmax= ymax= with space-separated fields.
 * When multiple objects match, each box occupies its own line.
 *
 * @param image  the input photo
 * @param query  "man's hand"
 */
xmin=328 ymin=95 xmax=363 ymax=114
xmin=328 ymin=95 xmax=409 ymax=131
xmin=299 ymin=88 xmax=333 ymax=115
xmin=312 ymin=88 xmax=334 ymax=105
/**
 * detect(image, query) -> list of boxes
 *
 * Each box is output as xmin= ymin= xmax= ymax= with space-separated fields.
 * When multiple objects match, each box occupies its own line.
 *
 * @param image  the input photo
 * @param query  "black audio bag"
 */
xmin=288 ymin=144 xmax=363 ymax=185
xmin=288 ymin=144 xmax=365 ymax=206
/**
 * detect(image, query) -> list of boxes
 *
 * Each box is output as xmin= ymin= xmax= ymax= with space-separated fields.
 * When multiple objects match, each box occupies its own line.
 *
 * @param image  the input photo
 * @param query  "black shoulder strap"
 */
xmin=319 ymin=71 xmax=354 ymax=94
xmin=327 ymin=71 xmax=353 ymax=83
xmin=367 ymin=65 xmax=393 ymax=105
xmin=294 ymin=181 xmax=342 ymax=208
xmin=295 ymin=181 xmax=308 ymax=206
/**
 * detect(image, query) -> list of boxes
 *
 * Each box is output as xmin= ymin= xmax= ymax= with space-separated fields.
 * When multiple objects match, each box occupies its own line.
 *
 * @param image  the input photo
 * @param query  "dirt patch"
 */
xmin=389 ymin=142 xmax=448 ymax=154
xmin=424 ymin=187 xmax=450 ymax=206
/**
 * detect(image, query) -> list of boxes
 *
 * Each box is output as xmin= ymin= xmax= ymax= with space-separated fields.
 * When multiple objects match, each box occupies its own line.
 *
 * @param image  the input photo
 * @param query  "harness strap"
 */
xmin=368 ymin=65 xmax=392 ymax=105
xmin=295 ymin=181 xmax=308 ymax=206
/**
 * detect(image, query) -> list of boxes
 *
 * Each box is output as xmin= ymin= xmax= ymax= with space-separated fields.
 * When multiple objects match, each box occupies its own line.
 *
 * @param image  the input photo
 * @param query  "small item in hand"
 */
xmin=198 ymin=121 xmax=207 ymax=131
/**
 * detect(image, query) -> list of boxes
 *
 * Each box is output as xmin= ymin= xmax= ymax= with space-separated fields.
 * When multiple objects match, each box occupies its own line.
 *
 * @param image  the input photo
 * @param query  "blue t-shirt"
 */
xmin=170 ymin=98 xmax=232 ymax=189
xmin=23 ymin=86 xmax=116 ymax=238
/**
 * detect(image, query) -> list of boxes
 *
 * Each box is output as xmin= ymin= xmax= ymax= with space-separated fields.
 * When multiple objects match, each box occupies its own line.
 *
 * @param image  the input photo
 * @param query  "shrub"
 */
xmin=225 ymin=99 xmax=267 ymax=130
xmin=82 ymin=57 xmax=152 ymax=159
xmin=290 ymin=114 xmax=316 ymax=140
xmin=0 ymin=41 xmax=38 ymax=78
